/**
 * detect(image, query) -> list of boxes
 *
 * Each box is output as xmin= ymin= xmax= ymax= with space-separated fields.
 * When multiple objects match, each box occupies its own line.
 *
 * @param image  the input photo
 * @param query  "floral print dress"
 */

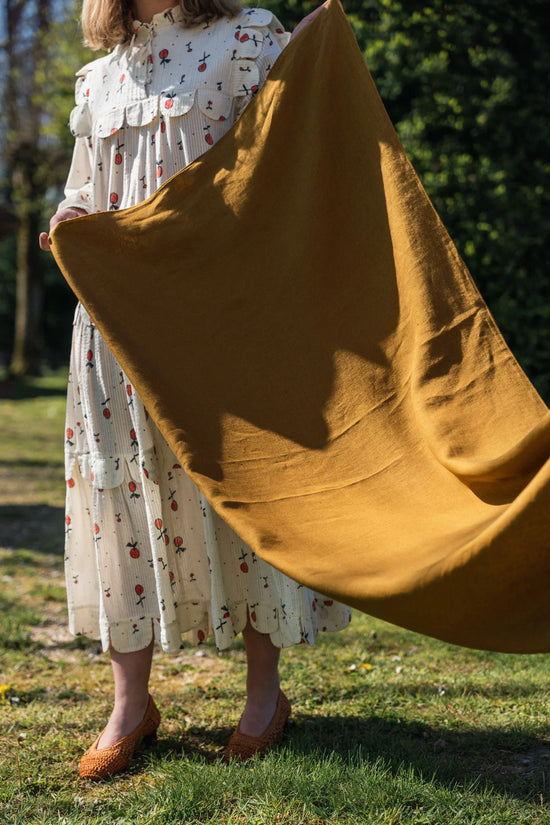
xmin=59 ymin=5 xmax=351 ymax=654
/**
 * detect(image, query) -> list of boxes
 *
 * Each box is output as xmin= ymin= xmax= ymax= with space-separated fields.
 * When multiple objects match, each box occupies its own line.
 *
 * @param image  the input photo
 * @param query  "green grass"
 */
xmin=1 ymin=374 xmax=550 ymax=824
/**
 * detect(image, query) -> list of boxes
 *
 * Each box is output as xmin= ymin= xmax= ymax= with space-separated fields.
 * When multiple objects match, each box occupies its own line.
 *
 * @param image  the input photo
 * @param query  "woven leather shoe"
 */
xmin=224 ymin=690 xmax=291 ymax=762
xmin=79 ymin=694 xmax=160 ymax=780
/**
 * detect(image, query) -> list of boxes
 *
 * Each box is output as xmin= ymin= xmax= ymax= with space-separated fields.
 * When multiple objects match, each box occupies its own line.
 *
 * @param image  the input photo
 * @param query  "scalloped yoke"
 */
xmin=60 ymin=5 xmax=290 ymax=214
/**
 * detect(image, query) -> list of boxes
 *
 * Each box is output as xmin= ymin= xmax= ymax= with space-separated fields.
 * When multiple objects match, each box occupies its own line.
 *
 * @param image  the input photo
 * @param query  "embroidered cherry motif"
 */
xmin=156 ymin=160 xmax=163 ymax=178
xmin=324 ymin=599 xmax=333 ymax=606
xmin=198 ymin=52 xmax=210 ymax=72
xmin=169 ymin=571 xmax=175 ymax=588
xmin=114 ymin=141 xmax=124 ymax=165
xmin=160 ymin=119 xmax=166 ymax=133
xmin=174 ymin=536 xmax=185 ymax=553
xmin=239 ymin=550 xmax=248 ymax=573
xmin=67 ymin=478 xmax=75 ymax=488
xmin=66 ymin=427 xmax=74 ymax=445
xmin=86 ymin=349 xmax=94 ymax=368
xmin=203 ymin=125 xmax=213 ymax=145
xmin=155 ymin=517 xmax=167 ymax=543
xmin=159 ymin=48 xmax=170 ymax=65
xmin=128 ymin=480 xmax=140 ymax=499
xmin=105 ymin=588 xmax=111 ymax=598
xmin=197 ymin=629 xmax=205 ymax=642
xmin=186 ymin=41 xmax=192 ymax=52
xmin=135 ymin=584 xmax=145 ymax=606
xmin=234 ymin=26 xmax=248 ymax=41
xmin=164 ymin=92 xmax=176 ymax=109
xmin=126 ymin=539 xmax=139 ymax=558
xmin=109 ymin=192 xmax=119 ymax=210
xmin=101 ymin=397 xmax=111 ymax=418
xmin=173 ymin=463 xmax=182 ymax=470
xmin=130 ymin=428 xmax=138 ymax=448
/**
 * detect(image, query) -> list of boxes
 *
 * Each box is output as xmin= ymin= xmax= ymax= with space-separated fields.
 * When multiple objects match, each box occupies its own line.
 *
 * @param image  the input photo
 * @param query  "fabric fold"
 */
xmin=52 ymin=0 xmax=550 ymax=653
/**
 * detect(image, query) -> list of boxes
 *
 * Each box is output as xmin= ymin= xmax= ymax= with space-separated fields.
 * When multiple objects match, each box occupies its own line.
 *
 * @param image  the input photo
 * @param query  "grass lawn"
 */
xmin=1 ymin=372 xmax=550 ymax=824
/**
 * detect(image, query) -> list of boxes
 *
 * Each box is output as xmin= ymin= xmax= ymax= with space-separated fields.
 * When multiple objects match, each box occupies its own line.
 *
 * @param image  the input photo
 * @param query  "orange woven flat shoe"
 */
xmin=224 ymin=690 xmax=291 ymax=762
xmin=79 ymin=694 xmax=160 ymax=781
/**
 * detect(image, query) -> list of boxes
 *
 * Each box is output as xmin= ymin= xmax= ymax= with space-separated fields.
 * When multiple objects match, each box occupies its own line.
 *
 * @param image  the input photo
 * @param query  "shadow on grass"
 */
xmin=0 ymin=378 xmax=67 ymax=400
xmin=0 ymin=458 xmax=62 ymax=468
xmin=133 ymin=714 xmax=549 ymax=804
xmin=0 ymin=504 xmax=64 ymax=556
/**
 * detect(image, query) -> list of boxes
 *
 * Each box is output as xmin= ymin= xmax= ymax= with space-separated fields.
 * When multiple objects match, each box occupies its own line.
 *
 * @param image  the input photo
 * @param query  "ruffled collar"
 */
xmin=132 ymin=4 xmax=183 ymax=32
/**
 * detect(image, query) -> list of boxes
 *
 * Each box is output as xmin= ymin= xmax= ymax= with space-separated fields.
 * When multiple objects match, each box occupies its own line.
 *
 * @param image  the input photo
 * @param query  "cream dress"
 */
xmin=59 ymin=5 xmax=351 ymax=654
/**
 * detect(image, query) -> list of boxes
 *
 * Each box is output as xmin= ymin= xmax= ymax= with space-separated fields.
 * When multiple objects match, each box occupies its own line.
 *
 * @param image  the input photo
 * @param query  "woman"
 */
xmin=39 ymin=0 xmax=349 ymax=780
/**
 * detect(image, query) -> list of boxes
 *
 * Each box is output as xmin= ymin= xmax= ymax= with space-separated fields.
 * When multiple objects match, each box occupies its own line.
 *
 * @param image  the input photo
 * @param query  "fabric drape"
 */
xmin=52 ymin=0 xmax=550 ymax=653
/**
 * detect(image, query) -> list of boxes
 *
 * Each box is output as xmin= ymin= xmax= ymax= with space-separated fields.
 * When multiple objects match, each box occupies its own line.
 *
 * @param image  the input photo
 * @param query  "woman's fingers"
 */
xmin=291 ymin=1 xmax=328 ymax=40
xmin=39 ymin=231 xmax=51 ymax=252
xmin=39 ymin=207 xmax=88 ymax=252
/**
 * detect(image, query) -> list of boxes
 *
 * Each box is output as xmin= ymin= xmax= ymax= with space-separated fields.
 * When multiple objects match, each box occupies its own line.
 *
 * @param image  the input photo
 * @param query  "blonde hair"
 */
xmin=82 ymin=0 xmax=242 ymax=51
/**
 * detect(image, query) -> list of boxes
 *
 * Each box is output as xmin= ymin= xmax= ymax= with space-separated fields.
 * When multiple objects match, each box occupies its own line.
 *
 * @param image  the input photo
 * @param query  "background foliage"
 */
xmin=1 ymin=0 xmax=549 ymax=396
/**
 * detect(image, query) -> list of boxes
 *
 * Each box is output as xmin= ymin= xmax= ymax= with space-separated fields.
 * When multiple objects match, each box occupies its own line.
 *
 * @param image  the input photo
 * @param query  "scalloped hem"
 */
xmin=69 ymin=596 xmax=351 ymax=654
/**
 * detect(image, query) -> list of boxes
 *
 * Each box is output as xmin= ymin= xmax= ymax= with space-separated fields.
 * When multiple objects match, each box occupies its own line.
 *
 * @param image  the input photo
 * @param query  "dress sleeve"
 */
xmin=57 ymin=137 xmax=94 ymax=213
xmin=233 ymin=11 xmax=291 ymax=118
xmin=57 ymin=71 xmax=94 ymax=214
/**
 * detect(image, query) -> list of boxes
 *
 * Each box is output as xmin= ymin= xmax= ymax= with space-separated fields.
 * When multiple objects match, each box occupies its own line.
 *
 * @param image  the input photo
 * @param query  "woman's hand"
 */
xmin=39 ymin=207 xmax=88 ymax=252
xmin=291 ymin=1 xmax=329 ymax=40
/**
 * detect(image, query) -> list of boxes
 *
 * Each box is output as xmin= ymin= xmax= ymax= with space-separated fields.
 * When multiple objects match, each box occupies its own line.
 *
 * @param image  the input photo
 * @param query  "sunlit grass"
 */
xmin=1 ymin=374 xmax=549 ymax=823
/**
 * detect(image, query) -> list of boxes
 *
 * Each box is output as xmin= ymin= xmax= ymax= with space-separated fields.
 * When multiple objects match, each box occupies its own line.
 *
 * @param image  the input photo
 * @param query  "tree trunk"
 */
xmin=5 ymin=0 xmax=52 ymax=376
xmin=10 ymin=207 xmax=44 ymax=376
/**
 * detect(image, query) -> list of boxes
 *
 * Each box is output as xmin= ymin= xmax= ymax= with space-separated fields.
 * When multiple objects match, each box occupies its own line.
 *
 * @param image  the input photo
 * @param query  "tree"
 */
xmin=1 ymin=0 xmax=91 ymax=375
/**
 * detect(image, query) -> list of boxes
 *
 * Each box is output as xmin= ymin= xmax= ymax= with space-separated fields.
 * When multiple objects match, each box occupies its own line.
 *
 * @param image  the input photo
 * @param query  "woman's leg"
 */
xmin=96 ymin=639 xmax=154 ymax=748
xmin=239 ymin=620 xmax=281 ymax=736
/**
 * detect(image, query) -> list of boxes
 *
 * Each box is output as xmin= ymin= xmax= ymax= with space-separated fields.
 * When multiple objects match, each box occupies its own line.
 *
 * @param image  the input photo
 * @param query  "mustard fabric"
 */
xmin=52 ymin=0 xmax=550 ymax=653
